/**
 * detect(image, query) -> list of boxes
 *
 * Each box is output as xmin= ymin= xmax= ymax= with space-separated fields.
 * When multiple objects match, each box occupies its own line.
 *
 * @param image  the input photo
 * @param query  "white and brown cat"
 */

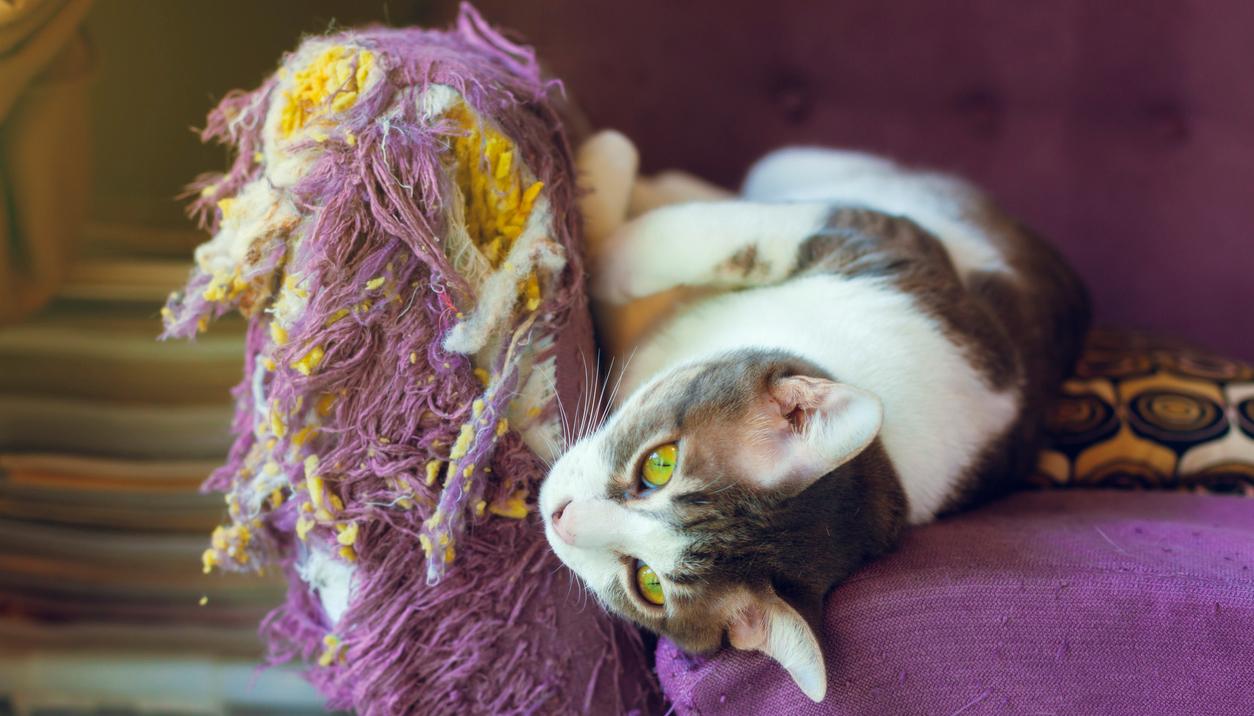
xmin=539 ymin=139 xmax=1089 ymax=702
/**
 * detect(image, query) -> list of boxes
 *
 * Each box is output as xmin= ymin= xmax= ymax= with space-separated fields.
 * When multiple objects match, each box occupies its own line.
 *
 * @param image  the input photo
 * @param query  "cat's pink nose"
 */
xmin=551 ymin=499 xmax=576 ymax=546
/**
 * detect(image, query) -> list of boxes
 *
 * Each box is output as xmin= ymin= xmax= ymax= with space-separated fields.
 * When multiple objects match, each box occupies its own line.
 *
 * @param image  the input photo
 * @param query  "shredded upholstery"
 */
xmin=160 ymin=6 xmax=654 ymax=714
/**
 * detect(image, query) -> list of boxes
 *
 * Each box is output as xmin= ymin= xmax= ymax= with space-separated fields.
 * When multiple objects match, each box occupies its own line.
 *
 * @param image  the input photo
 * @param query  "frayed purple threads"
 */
xmin=161 ymin=4 xmax=656 ymax=715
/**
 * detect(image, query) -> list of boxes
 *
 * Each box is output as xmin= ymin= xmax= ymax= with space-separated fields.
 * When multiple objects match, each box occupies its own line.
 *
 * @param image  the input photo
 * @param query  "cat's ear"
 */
xmin=726 ymin=588 xmax=827 ymax=702
xmin=743 ymin=375 xmax=883 ymax=495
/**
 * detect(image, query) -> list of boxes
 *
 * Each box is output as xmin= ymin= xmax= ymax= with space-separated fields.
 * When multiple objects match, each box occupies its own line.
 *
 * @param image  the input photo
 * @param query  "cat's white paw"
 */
xmin=591 ymin=205 xmax=714 ymax=303
xmin=590 ymin=247 xmax=638 ymax=304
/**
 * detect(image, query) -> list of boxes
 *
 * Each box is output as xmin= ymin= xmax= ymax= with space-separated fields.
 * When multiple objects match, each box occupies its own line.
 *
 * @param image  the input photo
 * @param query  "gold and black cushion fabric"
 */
xmin=1035 ymin=329 xmax=1254 ymax=495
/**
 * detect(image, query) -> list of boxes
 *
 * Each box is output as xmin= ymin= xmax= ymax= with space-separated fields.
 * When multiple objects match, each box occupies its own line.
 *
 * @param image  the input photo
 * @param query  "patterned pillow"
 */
xmin=1033 ymin=328 xmax=1254 ymax=496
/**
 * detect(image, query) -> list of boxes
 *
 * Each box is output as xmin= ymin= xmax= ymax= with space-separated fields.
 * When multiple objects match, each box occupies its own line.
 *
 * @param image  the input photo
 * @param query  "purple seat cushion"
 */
xmin=656 ymin=490 xmax=1254 ymax=715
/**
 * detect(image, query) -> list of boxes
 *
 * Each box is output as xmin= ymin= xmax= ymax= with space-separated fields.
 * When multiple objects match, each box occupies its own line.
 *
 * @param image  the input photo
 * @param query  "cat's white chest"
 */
xmin=625 ymin=275 xmax=1020 ymax=523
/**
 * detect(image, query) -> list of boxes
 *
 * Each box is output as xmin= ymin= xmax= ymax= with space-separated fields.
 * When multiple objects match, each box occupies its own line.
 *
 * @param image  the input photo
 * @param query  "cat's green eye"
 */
xmin=640 ymin=443 xmax=678 ymax=488
xmin=636 ymin=561 xmax=665 ymax=605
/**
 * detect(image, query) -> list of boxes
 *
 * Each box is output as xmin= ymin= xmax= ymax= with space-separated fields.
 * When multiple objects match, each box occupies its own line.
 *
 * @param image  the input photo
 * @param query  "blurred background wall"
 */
xmin=435 ymin=0 xmax=1254 ymax=360
xmin=86 ymin=0 xmax=430 ymax=231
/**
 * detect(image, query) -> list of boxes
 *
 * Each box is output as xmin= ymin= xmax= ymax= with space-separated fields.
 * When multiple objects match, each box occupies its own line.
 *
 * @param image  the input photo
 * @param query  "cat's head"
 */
xmin=539 ymin=350 xmax=907 ymax=702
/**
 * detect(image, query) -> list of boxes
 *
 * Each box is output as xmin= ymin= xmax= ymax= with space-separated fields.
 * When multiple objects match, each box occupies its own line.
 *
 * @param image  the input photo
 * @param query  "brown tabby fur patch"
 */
xmin=795 ymin=204 xmax=1090 ymax=511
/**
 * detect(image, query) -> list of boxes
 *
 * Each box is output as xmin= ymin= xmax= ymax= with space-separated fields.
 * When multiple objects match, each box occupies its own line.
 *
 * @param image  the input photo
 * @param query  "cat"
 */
xmin=538 ymin=146 xmax=1090 ymax=702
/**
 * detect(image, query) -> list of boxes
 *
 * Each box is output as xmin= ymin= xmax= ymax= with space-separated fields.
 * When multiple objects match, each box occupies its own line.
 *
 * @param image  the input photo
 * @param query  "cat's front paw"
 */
xmin=591 ymin=206 xmax=709 ymax=303
xmin=590 ymin=254 xmax=638 ymax=304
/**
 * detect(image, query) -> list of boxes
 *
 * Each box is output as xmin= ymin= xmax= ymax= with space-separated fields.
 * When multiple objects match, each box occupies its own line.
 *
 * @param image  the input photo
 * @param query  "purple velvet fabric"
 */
xmin=433 ymin=0 xmax=1254 ymax=361
xmin=656 ymin=490 xmax=1254 ymax=715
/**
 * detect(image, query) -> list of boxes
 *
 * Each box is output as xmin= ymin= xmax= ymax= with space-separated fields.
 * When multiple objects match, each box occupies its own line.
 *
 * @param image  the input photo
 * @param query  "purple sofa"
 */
xmin=419 ymin=3 xmax=1254 ymax=712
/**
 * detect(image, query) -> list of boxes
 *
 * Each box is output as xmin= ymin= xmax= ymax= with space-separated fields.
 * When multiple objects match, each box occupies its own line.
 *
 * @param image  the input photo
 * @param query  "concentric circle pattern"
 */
xmin=1238 ymin=399 xmax=1254 ymax=439
xmin=1045 ymin=393 xmax=1120 ymax=448
xmin=1039 ymin=328 xmax=1254 ymax=497
xmin=1127 ymin=389 xmax=1227 ymax=446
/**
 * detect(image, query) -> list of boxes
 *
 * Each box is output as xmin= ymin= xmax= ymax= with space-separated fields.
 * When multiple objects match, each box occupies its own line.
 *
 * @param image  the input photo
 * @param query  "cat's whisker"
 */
xmin=595 ymin=354 xmax=617 ymax=433
xmin=576 ymin=348 xmax=596 ymax=443
xmin=590 ymin=349 xmax=607 ymax=438
xmin=573 ymin=347 xmax=593 ymax=444
xmin=585 ymin=348 xmax=600 ymax=440
xmin=580 ymin=349 xmax=601 ymax=441
xmin=554 ymin=400 xmax=572 ymax=454
xmin=599 ymin=358 xmax=614 ymax=426
xmin=604 ymin=349 xmax=633 ymax=411
xmin=536 ymin=433 xmax=560 ymax=468
xmin=545 ymin=370 xmax=573 ymax=451
xmin=599 ymin=347 xmax=636 ymax=431
xmin=577 ymin=583 xmax=593 ymax=613
xmin=592 ymin=351 xmax=620 ymax=437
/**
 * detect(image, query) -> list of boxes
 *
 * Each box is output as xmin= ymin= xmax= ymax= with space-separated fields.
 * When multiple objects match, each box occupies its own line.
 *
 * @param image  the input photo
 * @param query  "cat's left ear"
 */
xmin=726 ymin=588 xmax=827 ymax=702
xmin=744 ymin=375 xmax=883 ymax=495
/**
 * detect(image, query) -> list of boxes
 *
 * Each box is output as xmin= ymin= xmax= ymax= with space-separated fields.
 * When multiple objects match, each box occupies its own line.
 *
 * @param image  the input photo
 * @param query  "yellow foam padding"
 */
xmin=446 ymin=102 xmax=546 ymax=315
xmin=279 ymin=46 xmax=376 ymax=137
